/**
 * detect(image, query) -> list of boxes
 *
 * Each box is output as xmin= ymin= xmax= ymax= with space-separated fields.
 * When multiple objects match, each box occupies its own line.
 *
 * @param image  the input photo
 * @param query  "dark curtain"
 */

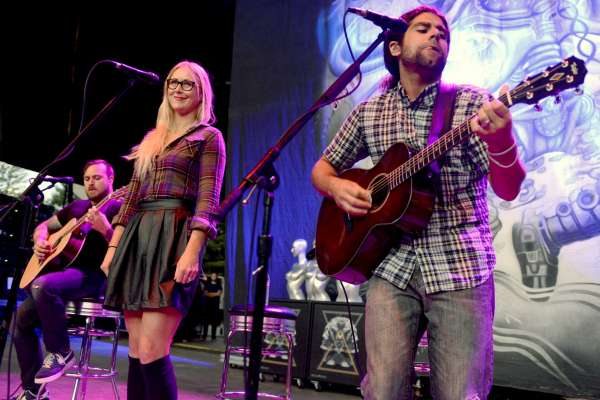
xmin=226 ymin=1 xmax=328 ymax=305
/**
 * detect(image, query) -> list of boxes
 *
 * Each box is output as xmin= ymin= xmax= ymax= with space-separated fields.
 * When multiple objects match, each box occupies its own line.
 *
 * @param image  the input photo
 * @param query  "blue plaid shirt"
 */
xmin=323 ymin=82 xmax=495 ymax=293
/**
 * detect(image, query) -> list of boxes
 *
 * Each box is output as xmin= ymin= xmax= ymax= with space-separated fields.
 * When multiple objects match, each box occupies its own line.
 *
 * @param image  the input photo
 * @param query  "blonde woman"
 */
xmin=101 ymin=60 xmax=225 ymax=399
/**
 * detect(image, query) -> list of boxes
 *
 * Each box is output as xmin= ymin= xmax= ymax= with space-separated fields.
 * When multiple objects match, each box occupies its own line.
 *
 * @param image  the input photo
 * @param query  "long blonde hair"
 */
xmin=126 ymin=60 xmax=216 ymax=178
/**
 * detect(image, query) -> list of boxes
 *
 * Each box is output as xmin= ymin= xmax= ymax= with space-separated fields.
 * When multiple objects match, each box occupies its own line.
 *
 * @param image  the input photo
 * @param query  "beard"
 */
xmin=417 ymin=52 xmax=446 ymax=77
xmin=401 ymin=46 xmax=447 ymax=80
xmin=86 ymin=188 xmax=108 ymax=203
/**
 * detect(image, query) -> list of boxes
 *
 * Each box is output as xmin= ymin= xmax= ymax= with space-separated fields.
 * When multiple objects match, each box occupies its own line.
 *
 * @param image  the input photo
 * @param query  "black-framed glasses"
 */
xmin=166 ymin=78 xmax=196 ymax=91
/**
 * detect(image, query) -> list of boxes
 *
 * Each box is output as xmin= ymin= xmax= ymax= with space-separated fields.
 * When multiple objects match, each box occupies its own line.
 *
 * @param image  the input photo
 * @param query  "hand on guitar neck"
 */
xmin=470 ymin=84 xmax=526 ymax=201
xmin=470 ymin=85 xmax=514 ymax=150
xmin=82 ymin=206 xmax=114 ymax=242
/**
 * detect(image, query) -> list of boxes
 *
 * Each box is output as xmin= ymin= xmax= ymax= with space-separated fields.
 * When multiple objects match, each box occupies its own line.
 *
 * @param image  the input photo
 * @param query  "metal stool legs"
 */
xmin=282 ymin=331 xmax=294 ymax=400
xmin=66 ymin=314 xmax=120 ymax=400
xmin=72 ymin=316 xmax=94 ymax=399
xmin=219 ymin=331 xmax=295 ymax=399
xmin=218 ymin=305 xmax=297 ymax=400
xmin=218 ymin=329 xmax=236 ymax=396
xmin=63 ymin=299 xmax=121 ymax=400
xmin=36 ymin=312 xmax=120 ymax=400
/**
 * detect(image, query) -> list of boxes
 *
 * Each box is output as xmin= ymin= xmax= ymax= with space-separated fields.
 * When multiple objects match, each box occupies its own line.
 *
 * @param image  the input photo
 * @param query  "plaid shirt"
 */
xmin=114 ymin=124 xmax=226 ymax=239
xmin=323 ymin=82 xmax=495 ymax=293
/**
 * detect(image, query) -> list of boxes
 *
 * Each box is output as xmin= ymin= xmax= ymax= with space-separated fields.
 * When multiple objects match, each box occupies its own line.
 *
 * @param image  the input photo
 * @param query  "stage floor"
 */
xmin=0 ymin=335 xmax=583 ymax=399
xmin=0 ymin=336 xmax=360 ymax=399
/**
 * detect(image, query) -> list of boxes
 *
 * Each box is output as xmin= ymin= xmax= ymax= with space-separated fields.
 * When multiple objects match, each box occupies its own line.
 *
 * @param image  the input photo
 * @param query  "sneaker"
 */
xmin=34 ymin=350 xmax=75 ymax=384
xmin=11 ymin=388 xmax=50 ymax=400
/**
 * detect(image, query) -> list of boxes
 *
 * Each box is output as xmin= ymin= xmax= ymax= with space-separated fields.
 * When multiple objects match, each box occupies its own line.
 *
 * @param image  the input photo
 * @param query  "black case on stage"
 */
xmin=228 ymin=297 xmax=430 ymax=386
xmin=306 ymin=301 xmax=366 ymax=387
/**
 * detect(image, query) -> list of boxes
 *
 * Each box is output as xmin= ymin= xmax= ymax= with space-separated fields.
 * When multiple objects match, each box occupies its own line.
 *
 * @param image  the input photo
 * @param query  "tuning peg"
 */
xmin=534 ymin=103 xmax=543 ymax=112
xmin=575 ymin=86 xmax=584 ymax=95
xmin=554 ymin=95 xmax=561 ymax=104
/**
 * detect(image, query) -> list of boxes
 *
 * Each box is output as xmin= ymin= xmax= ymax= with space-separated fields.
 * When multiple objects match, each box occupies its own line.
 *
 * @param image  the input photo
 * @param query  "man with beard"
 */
xmin=11 ymin=160 xmax=122 ymax=400
xmin=312 ymin=6 xmax=525 ymax=400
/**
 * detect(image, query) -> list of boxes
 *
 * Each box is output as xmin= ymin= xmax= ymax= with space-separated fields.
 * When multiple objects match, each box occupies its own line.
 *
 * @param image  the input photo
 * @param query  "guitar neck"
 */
xmin=65 ymin=192 xmax=116 ymax=235
xmin=45 ymin=185 xmax=127 ymax=248
xmin=390 ymin=92 xmax=511 ymax=189
xmin=379 ymin=55 xmax=587 ymax=191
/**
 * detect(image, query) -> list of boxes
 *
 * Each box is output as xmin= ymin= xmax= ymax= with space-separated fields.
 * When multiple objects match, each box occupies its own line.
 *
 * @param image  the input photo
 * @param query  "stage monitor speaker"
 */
xmin=307 ymin=301 xmax=366 ymax=387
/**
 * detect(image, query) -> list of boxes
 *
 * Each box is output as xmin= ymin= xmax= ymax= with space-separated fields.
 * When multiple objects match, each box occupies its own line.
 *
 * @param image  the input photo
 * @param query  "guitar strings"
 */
xmin=366 ymin=60 xmax=574 ymax=199
xmin=50 ymin=186 xmax=127 ymax=245
xmin=367 ymin=91 xmax=514 ymax=197
xmin=367 ymin=114 xmax=476 ymax=196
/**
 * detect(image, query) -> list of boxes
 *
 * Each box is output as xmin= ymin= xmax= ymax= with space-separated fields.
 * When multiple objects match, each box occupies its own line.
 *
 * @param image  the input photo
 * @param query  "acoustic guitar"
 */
xmin=315 ymin=56 xmax=587 ymax=284
xmin=19 ymin=186 xmax=128 ymax=288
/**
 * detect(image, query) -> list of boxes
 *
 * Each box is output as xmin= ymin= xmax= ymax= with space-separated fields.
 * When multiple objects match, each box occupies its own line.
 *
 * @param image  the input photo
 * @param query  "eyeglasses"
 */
xmin=166 ymin=78 xmax=196 ymax=91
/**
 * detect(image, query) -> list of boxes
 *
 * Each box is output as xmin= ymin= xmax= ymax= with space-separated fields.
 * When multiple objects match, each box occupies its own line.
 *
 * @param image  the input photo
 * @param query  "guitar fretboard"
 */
xmin=396 ymin=93 xmax=510 ymax=190
xmin=51 ymin=186 xmax=127 ymax=245
xmin=378 ymin=56 xmax=585 ymax=195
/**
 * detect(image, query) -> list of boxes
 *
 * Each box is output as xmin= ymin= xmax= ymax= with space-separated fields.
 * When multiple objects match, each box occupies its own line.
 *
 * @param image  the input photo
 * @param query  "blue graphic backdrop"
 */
xmin=227 ymin=1 xmax=600 ymax=395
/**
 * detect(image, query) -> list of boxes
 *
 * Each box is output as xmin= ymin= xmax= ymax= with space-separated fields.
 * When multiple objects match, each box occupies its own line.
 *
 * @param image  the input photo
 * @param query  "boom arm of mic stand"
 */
xmin=0 ymin=79 xmax=139 ymax=369
xmin=216 ymin=31 xmax=385 ymax=223
xmin=215 ymin=31 xmax=385 ymax=400
xmin=0 ymin=80 xmax=138 ymax=226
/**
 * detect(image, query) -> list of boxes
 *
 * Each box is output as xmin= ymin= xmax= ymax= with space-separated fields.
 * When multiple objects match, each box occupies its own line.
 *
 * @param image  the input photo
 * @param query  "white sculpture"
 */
xmin=285 ymin=239 xmax=308 ymax=300
xmin=305 ymin=240 xmax=330 ymax=301
xmin=335 ymin=280 xmax=363 ymax=303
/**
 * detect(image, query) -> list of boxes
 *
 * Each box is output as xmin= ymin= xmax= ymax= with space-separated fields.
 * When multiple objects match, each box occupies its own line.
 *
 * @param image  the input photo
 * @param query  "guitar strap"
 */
xmin=427 ymin=81 xmax=458 ymax=175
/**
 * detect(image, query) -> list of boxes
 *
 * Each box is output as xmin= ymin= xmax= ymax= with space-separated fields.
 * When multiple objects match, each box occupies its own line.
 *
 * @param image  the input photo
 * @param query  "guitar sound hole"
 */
xmin=369 ymin=174 xmax=389 ymax=212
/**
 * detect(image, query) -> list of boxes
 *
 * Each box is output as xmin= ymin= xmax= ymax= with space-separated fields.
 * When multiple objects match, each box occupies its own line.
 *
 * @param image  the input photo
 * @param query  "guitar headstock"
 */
xmin=110 ymin=185 xmax=129 ymax=201
xmin=507 ymin=56 xmax=587 ymax=106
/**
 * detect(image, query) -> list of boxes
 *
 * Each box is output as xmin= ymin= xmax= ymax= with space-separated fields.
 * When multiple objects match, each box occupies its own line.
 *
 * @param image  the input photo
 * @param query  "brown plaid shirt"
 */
xmin=114 ymin=124 xmax=226 ymax=239
xmin=323 ymin=82 xmax=495 ymax=293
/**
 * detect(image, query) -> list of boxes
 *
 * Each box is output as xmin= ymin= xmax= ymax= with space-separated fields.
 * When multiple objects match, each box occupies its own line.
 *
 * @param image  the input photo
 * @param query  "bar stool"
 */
xmin=412 ymin=330 xmax=431 ymax=397
xmin=218 ymin=304 xmax=297 ymax=400
xmin=63 ymin=298 xmax=121 ymax=400
xmin=414 ymin=330 xmax=430 ymax=375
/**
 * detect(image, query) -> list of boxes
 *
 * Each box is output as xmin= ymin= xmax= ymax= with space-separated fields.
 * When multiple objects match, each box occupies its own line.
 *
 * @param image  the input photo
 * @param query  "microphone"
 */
xmin=42 ymin=176 xmax=74 ymax=184
xmin=348 ymin=7 xmax=408 ymax=31
xmin=109 ymin=61 xmax=161 ymax=85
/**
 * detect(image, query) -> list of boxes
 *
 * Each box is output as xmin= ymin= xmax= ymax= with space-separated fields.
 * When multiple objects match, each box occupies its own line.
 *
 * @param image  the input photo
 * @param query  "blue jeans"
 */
xmin=12 ymin=267 xmax=106 ymax=391
xmin=361 ymin=269 xmax=494 ymax=400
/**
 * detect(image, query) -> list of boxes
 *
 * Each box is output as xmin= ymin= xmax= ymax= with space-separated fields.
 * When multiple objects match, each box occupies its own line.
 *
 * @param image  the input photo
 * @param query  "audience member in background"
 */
xmin=201 ymin=272 xmax=222 ymax=341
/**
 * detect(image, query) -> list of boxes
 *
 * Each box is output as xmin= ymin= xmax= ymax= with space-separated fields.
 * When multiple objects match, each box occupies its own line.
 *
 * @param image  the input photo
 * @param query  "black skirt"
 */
xmin=104 ymin=199 xmax=199 ymax=315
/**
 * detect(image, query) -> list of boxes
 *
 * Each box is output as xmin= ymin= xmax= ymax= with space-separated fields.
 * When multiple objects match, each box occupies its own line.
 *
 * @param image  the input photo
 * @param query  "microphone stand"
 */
xmin=216 ymin=31 xmax=386 ymax=400
xmin=0 ymin=79 xmax=138 ymax=368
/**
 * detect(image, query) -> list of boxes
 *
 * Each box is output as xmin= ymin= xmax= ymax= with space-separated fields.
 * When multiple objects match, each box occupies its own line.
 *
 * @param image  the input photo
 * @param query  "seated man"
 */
xmin=11 ymin=160 xmax=122 ymax=400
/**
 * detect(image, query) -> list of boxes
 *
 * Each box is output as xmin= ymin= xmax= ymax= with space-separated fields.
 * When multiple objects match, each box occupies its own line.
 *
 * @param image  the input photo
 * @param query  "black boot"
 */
xmin=127 ymin=356 xmax=147 ymax=400
xmin=140 ymin=355 xmax=177 ymax=400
